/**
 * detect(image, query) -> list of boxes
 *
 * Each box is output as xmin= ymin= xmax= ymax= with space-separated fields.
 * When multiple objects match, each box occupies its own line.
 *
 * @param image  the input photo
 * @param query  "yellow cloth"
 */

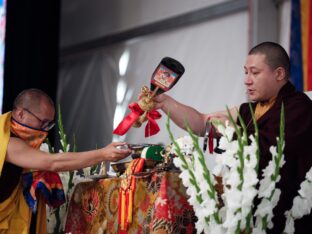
xmin=0 ymin=112 xmax=11 ymax=176
xmin=254 ymin=96 xmax=276 ymax=120
xmin=0 ymin=112 xmax=46 ymax=234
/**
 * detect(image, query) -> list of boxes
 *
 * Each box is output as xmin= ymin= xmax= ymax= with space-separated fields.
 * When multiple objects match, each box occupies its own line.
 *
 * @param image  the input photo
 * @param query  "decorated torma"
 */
xmin=113 ymin=57 xmax=185 ymax=137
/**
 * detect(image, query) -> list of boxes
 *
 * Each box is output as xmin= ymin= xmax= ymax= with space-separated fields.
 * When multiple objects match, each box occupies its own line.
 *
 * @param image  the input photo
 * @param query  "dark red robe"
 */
xmin=239 ymin=82 xmax=312 ymax=233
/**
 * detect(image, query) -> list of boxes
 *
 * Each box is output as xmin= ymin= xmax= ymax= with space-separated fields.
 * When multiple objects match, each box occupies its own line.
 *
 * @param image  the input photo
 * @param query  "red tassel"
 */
xmin=208 ymin=124 xmax=214 ymax=154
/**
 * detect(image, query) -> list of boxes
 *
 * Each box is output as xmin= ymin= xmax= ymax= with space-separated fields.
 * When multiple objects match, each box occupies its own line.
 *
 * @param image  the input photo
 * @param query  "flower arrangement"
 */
xmin=41 ymin=106 xmax=101 ymax=234
xmin=166 ymin=104 xmax=312 ymax=234
xmin=284 ymin=167 xmax=312 ymax=233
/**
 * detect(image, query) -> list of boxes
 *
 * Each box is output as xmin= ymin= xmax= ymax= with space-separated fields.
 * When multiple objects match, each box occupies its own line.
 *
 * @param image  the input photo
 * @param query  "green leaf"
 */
xmin=44 ymin=138 xmax=54 ymax=153
xmin=248 ymin=103 xmax=260 ymax=172
xmin=57 ymin=104 xmax=69 ymax=152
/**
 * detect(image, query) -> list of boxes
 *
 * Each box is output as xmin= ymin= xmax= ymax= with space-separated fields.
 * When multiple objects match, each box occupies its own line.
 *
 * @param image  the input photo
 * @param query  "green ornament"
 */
xmin=141 ymin=145 xmax=164 ymax=161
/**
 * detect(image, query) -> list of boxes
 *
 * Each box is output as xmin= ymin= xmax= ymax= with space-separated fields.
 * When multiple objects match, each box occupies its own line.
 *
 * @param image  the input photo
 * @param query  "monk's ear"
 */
xmin=13 ymin=107 xmax=24 ymax=120
xmin=275 ymin=67 xmax=286 ymax=81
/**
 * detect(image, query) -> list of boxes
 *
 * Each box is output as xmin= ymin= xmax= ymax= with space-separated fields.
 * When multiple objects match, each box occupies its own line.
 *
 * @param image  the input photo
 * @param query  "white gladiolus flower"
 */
xmin=306 ymin=167 xmax=312 ymax=181
xmin=291 ymin=197 xmax=311 ymax=218
xmin=283 ymin=167 xmax=312 ymax=233
xmin=198 ymin=182 xmax=210 ymax=200
xmin=283 ymin=211 xmax=295 ymax=234
xmin=298 ymin=180 xmax=312 ymax=200
xmin=270 ymin=188 xmax=281 ymax=208
xmin=193 ymin=152 xmax=203 ymax=173
xmin=223 ymin=123 xmax=235 ymax=141
xmin=186 ymin=186 xmax=197 ymax=200
xmin=179 ymin=170 xmax=191 ymax=186
xmin=258 ymin=177 xmax=275 ymax=198
xmin=214 ymin=153 xmax=224 ymax=165
xmin=217 ymin=124 xmax=226 ymax=136
xmin=254 ymin=135 xmax=285 ymax=231
xmin=196 ymin=206 xmax=212 ymax=219
xmin=255 ymin=199 xmax=274 ymax=219
xmin=244 ymin=152 xmax=258 ymax=169
xmin=195 ymin=217 xmax=206 ymax=234
xmin=221 ymin=152 xmax=239 ymax=168
xmin=261 ymin=161 xmax=275 ymax=178
xmin=212 ymin=163 xmax=223 ymax=176
xmin=223 ymin=211 xmax=242 ymax=229
xmin=209 ymin=223 xmax=225 ymax=234
xmin=169 ymin=108 xmax=310 ymax=234
xmin=269 ymin=145 xmax=277 ymax=156
xmin=224 ymin=188 xmax=242 ymax=210
xmin=201 ymin=198 xmax=217 ymax=215
xmin=173 ymin=157 xmax=183 ymax=168
xmin=219 ymin=137 xmax=239 ymax=153
xmin=252 ymin=227 xmax=266 ymax=234
xmin=255 ymin=189 xmax=281 ymax=230
xmin=40 ymin=143 xmax=50 ymax=153
xmin=241 ymin=187 xmax=257 ymax=207
xmin=224 ymin=171 xmax=240 ymax=188
xmin=171 ymin=135 xmax=194 ymax=156
xmin=243 ymin=169 xmax=258 ymax=188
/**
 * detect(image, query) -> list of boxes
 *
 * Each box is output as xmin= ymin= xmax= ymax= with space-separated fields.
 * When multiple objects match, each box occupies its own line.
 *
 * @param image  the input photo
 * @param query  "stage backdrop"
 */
xmin=58 ymin=0 xmax=292 ymax=170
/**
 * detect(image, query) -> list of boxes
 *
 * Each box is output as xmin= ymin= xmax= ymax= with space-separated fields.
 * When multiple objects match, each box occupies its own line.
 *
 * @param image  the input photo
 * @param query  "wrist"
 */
xmin=100 ymin=148 xmax=108 ymax=161
xmin=161 ymin=94 xmax=173 ymax=112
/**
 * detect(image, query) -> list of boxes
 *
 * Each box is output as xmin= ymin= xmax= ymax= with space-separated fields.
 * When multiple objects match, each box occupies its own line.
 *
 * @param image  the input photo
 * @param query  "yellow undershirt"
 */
xmin=254 ymin=96 xmax=277 ymax=120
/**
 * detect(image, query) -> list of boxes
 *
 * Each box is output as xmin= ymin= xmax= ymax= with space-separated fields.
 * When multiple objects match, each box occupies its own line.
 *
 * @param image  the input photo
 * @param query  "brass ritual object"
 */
xmin=132 ymin=86 xmax=158 ymax=128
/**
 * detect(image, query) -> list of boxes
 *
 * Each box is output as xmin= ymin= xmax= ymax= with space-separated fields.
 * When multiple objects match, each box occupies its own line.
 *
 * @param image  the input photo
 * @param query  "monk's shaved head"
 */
xmin=13 ymin=89 xmax=54 ymax=112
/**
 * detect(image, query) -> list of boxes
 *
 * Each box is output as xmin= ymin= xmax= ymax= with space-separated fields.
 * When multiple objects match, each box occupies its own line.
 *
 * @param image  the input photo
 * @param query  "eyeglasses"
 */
xmin=22 ymin=108 xmax=55 ymax=131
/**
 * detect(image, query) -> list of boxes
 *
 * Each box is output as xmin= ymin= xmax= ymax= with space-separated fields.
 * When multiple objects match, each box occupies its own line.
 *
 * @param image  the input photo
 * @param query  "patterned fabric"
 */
xmin=22 ymin=171 xmax=65 ymax=213
xmin=65 ymin=171 xmax=196 ymax=234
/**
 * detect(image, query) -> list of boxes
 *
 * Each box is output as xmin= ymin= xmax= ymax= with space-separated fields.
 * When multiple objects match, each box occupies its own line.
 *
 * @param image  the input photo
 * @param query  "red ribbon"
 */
xmin=145 ymin=110 xmax=161 ymax=137
xmin=113 ymin=102 xmax=161 ymax=137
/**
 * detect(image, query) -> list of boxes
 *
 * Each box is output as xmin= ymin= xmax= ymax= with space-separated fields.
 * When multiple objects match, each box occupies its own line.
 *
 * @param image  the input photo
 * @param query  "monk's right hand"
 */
xmin=153 ymin=93 xmax=169 ymax=110
xmin=102 ymin=142 xmax=132 ymax=162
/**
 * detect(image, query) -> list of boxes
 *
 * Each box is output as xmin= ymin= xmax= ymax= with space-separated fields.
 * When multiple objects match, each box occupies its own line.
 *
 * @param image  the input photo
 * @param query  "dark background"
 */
xmin=2 ymin=0 xmax=60 ymax=112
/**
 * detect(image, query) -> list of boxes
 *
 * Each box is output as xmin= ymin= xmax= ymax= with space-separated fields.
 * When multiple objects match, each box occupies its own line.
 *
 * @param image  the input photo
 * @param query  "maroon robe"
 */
xmin=239 ymin=82 xmax=312 ymax=233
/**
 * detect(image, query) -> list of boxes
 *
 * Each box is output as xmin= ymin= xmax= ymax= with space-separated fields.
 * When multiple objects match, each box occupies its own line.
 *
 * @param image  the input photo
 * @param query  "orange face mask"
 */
xmin=10 ymin=118 xmax=48 ymax=149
